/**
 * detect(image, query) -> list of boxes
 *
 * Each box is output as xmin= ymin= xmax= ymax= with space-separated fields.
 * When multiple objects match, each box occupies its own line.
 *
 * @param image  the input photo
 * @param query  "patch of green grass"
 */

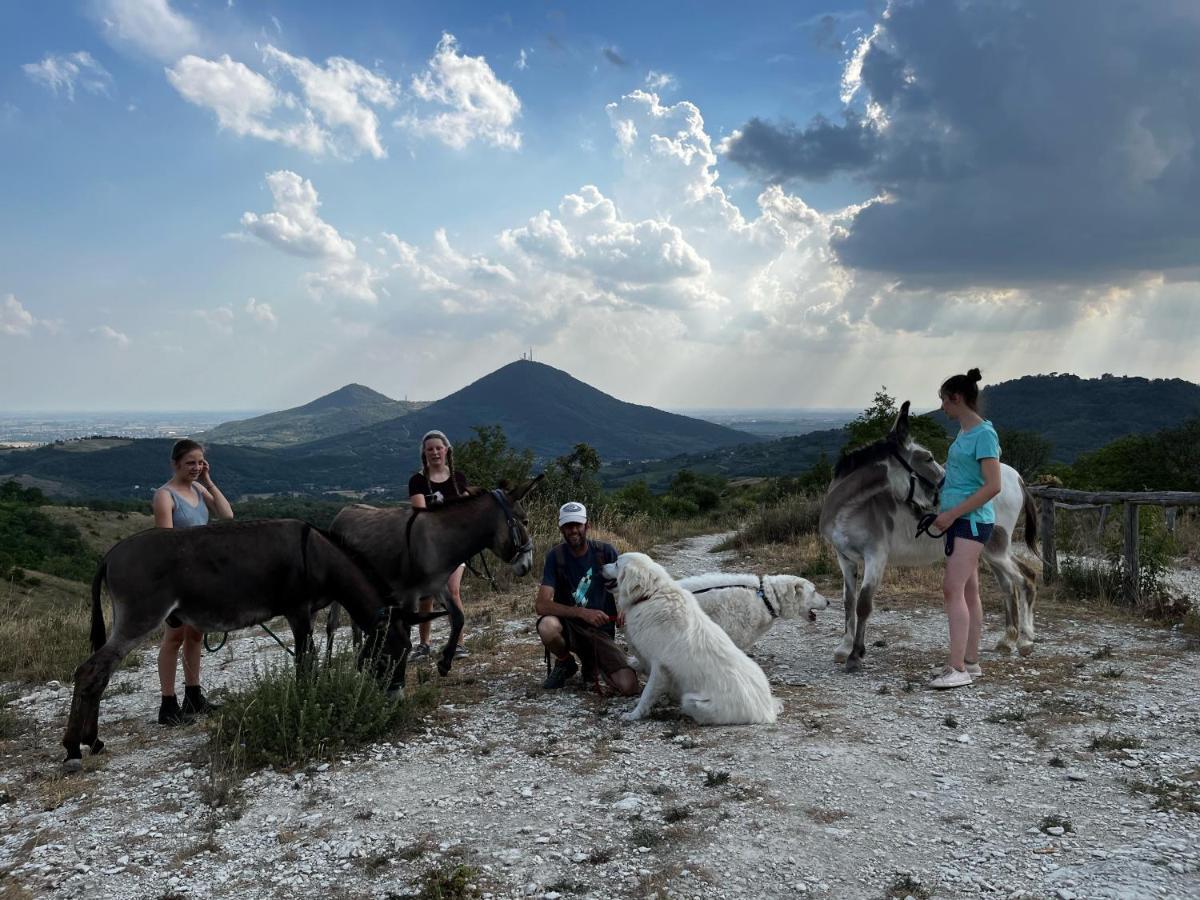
xmin=1129 ymin=775 xmax=1200 ymax=814
xmin=883 ymin=873 xmax=932 ymax=899
xmin=1091 ymin=644 xmax=1115 ymax=660
xmin=714 ymin=495 xmax=823 ymax=552
xmin=1039 ymin=813 xmax=1074 ymax=834
xmin=985 ymin=707 xmax=1030 ymax=724
xmin=416 ymin=862 xmax=479 ymax=900
xmin=209 ymin=651 xmax=438 ymax=771
xmin=704 ymin=770 xmax=731 ymax=788
xmin=1089 ymin=733 xmax=1142 ymax=753
xmin=630 ymin=825 xmax=665 ymax=848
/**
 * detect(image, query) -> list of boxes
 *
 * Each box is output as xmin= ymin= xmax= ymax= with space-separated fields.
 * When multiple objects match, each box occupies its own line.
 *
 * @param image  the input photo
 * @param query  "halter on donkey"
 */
xmin=819 ymin=402 xmax=1041 ymax=673
xmin=327 ymin=476 xmax=542 ymax=677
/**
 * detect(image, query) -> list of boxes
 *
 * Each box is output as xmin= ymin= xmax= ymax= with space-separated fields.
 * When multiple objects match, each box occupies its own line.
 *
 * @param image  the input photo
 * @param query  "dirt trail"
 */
xmin=2 ymin=538 xmax=1199 ymax=899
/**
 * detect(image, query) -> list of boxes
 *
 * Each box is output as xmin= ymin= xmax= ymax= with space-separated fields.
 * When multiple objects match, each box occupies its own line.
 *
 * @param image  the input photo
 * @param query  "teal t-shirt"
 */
xmin=940 ymin=420 xmax=1001 ymax=525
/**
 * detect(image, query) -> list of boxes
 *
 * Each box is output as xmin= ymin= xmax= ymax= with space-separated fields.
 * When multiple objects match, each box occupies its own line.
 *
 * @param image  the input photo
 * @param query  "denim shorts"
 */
xmin=944 ymin=517 xmax=994 ymax=556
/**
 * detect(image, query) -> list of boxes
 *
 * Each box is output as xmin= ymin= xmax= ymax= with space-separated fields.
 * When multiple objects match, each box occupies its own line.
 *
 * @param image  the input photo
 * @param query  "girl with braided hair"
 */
xmin=407 ymin=430 xmax=470 ymax=659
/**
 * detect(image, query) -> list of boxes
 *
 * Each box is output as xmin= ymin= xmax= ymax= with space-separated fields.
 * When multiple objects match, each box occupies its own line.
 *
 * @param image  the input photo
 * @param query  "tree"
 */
xmin=454 ymin=425 xmax=534 ymax=490
xmin=842 ymin=387 xmax=950 ymax=460
xmin=997 ymin=428 xmax=1052 ymax=480
xmin=542 ymin=442 xmax=603 ymax=508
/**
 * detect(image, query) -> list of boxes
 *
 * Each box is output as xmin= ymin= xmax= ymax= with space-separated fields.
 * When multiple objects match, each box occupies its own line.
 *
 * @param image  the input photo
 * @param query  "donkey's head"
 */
xmin=884 ymin=401 xmax=944 ymax=515
xmin=489 ymin=474 xmax=544 ymax=577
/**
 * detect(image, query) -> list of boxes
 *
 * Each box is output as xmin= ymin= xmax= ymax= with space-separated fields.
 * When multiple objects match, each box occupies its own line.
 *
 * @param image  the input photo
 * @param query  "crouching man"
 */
xmin=535 ymin=501 xmax=640 ymax=696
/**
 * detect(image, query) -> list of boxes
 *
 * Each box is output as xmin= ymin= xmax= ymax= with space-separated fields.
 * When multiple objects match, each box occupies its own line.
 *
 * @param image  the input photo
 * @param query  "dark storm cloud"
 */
xmin=724 ymin=0 xmax=1200 ymax=287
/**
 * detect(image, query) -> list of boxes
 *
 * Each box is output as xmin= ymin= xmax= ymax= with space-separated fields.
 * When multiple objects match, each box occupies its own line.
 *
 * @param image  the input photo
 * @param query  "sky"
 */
xmin=2 ymin=0 xmax=1198 ymax=413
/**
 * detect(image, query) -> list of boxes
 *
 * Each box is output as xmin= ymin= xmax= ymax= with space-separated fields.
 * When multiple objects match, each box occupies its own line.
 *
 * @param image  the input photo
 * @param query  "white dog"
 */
xmin=604 ymin=552 xmax=783 ymax=725
xmin=678 ymin=573 xmax=829 ymax=650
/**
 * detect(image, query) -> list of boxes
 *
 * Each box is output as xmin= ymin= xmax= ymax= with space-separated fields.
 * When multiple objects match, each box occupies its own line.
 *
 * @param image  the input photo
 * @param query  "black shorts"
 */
xmin=537 ymin=615 xmax=631 ymax=677
xmin=944 ymin=518 xmax=994 ymax=556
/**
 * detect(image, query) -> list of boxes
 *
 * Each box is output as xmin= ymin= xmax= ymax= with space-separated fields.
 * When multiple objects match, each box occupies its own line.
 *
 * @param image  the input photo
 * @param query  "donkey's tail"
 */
xmin=90 ymin=561 xmax=108 ymax=651
xmin=1021 ymin=482 xmax=1040 ymax=558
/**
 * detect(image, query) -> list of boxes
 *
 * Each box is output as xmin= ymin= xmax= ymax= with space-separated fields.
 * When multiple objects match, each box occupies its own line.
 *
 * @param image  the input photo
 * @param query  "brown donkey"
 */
xmin=63 ymin=519 xmax=443 ymax=772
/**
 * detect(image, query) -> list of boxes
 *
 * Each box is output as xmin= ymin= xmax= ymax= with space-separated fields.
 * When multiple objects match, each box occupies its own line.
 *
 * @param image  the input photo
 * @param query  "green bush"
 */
xmin=210 ymin=651 xmax=439 ymax=771
xmin=716 ymin=495 xmax=824 ymax=552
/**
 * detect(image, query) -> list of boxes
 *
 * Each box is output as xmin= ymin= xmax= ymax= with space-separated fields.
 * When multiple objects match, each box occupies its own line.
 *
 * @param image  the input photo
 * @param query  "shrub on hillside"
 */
xmin=716 ymin=495 xmax=823 ymax=552
xmin=210 ymin=651 xmax=439 ymax=771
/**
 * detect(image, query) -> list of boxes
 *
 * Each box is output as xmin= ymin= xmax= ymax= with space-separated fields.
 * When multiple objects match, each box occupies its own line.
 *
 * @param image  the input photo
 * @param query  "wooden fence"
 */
xmin=1025 ymin=486 xmax=1200 ymax=603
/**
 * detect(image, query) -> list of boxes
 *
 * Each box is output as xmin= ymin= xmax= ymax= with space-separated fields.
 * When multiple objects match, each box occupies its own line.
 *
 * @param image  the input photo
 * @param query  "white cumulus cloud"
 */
xmin=245 ymin=297 xmax=278 ymax=328
xmin=97 ymin=0 xmax=200 ymax=61
xmin=193 ymin=305 xmax=235 ymax=334
xmin=23 ymin=52 xmax=114 ymax=101
xmin=401 ymin=33 xmax=522 ymax=150
xmin=1 ymin=295 xmax=36 ymax=336
xmin=167 ymin=54 xmax=327 ymax=155
xmin=644 ymin=70 xmax=677 ymax=92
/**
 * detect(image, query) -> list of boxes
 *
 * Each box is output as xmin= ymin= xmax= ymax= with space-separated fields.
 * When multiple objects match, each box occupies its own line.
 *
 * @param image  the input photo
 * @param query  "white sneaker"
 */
xmin=928 ymin=667 xmax=973 ymax=689
xmin=964 ymin=661 xmax=983 ymax=678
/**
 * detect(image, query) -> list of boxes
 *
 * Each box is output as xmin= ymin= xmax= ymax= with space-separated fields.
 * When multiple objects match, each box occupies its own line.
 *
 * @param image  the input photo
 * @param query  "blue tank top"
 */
xmin=160 ymin=483 xmax=209 ymax=528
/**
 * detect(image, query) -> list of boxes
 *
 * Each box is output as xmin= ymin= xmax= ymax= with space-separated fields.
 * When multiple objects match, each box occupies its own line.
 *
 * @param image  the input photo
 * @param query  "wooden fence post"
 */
xmin=1040 ymin=497 xmax=1057 ymax=583
xmin=1123 ymin=502 xmax=1140 ymax=605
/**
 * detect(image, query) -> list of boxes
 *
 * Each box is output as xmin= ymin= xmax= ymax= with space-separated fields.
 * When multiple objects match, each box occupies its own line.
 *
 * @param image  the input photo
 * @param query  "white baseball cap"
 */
xmin=558 ymin=501 xmax=587 ymax=526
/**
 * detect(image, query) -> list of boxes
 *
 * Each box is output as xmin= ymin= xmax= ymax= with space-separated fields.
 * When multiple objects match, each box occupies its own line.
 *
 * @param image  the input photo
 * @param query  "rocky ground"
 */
xmin=2 ymin=534 xmax=1199 ymax=900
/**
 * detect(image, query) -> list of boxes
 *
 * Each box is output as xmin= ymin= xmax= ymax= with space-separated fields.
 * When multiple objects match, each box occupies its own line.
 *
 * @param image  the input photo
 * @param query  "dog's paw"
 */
xmin=621 ymin=710 xmax=644 ymax=722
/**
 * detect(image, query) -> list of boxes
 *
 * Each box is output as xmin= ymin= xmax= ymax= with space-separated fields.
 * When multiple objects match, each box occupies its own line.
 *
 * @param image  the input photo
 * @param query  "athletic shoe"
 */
xmin=964 ymin=661 xmax=983 ymax=678
xmin=543 ymin=656 xmax=578 ymax=690
xmin=928 ymin=667 xmax=973 ymax=690
xmin=158 ymin=695 xmax=194 ymax=726
xmin=411 ymin=642 xmax=431 ymax=659
xmin=454 ymin=645 xmax=470 ymax=658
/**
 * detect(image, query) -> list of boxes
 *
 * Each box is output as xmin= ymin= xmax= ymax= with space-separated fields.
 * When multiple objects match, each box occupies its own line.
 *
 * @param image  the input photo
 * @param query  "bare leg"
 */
xmin=181 ymin=626 xmax=203 ymax=687
xmin=158 ymin=625 xmax=186 ymax=696
xmin=417 ymin=597 xmax=434 ymax=646
xmin=537 ymin=616 xmax=569 ymax=658
xmin=943 ymin=540 xmax=985 ymax=671
xmin=964 ymin=566 xmax=983 ymax=665
xmin=447 ymin=565 xmax=465 ymax=646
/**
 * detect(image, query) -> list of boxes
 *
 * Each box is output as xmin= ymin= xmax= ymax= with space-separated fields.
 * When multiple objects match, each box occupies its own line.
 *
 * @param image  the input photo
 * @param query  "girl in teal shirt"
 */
xmin=929 ymin=368 xmax=1002 ymax=690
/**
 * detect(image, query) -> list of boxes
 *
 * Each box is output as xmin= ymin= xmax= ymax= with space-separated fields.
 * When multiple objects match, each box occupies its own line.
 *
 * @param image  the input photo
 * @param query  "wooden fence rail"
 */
xmin=1024 ymin=485 xmax=1200 ymax=604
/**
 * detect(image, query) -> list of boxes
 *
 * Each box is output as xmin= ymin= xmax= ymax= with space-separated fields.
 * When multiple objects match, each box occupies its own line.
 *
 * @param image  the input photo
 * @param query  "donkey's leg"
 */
xmin=63 ymin=639 xmax=134 ymax=771
xmin=437 ymin=591 xmax=464 ymax=678
xmin=1014 ymin=556 xmax=1039 ymax=656
xmin=324 ymin=604 xmax=341 ymax=667
xmin=984 ymin=556 xmax=1020 ymax=655
xmin=846 ymin=554 xmax=886 ymax=674
xmin=288 ymin=614 xmax=316 ymax=679
xmin=833 ymin=553 xmax=860 ymax=665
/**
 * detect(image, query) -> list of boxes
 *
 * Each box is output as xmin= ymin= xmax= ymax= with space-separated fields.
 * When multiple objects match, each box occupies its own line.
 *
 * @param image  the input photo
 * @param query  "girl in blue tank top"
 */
xmin=928 ymin=369 xmax=1002 ymax=691
xmin=152 ymin=439 xmax=234 ymax=725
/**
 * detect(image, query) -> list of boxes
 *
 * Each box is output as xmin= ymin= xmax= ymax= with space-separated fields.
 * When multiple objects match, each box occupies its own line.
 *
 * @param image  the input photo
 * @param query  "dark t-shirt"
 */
xmin=408 ymin=471 xmax=468 ymax=507
xmin=541 ymin=540 xmax=618 ymax=634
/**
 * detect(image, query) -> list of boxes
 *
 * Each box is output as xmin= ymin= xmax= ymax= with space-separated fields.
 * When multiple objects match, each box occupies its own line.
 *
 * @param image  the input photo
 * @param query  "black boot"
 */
xmin=181 ymin=685 xmax=218 ymax=716
xmin=158 ymin=695 xmax=193 ymax=726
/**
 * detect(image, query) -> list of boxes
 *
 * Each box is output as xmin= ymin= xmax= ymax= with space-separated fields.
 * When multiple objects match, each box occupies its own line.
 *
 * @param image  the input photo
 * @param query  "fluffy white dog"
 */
xmin=604 ymin=552 xmax=783 ymax=725
xmin=677 ymin=573 xmax=829 ymax=650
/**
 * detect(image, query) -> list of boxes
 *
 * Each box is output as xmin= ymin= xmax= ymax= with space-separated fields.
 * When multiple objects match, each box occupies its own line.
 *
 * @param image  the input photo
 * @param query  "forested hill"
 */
xmin=197 ymin=384 xmax=427 ymax=449
xmin=977 ymin=374 xmax=1200 ymax=462
xmin=291 ymin=360 xmax=760 ymax=462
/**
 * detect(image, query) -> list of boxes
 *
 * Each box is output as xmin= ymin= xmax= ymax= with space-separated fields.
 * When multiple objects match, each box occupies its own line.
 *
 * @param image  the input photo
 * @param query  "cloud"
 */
xmin=97 ymin=0 xmax=200 ymax=61
xmin=241 ymin=171 xmax=378 ymax=303
xmin=644 ymin=70 xmax=676 ymax=92
xmin=241 ymin=171 xmax=357 ymax=260
xmin=515 ymin=49 xmax=528 ymax=71
xmin=92 ymin=324 xmax=130 ymax=348
xmin=167 ymin=54 xmax=327 ymax=154
xmin=261 ymin=46 xmax=398 ymax=159
xmin=23 ymin=52 xmax=114 ymax=101
xmin=1 ymin=295 xmax=37 ymax=336
xmin=194 ymin=304 xmax=235 ymax=334
xmin=602 ymin=47 xmax=628 ymax=68
xmin=401 ymin=33 xmax=521 ymax=150
xmin=723 ymin=0 xmax=1200 ymax=288
xmin=245 ymin=297 xmax=278 ymax=328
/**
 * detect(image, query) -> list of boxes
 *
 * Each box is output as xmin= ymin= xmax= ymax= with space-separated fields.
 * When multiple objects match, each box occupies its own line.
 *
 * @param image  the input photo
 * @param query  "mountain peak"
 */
xmin=303 ymin=383 xmax=395 ymax=412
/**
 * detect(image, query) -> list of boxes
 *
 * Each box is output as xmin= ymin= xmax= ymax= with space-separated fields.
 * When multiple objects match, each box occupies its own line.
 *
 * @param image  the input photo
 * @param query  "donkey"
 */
xmin=819 ymin=402 xmax=1040 ymax=673
xmin=327 ymin=476 xmax=542 ymax=677
xmin=63 ymin=519 xmax=444 ymax=771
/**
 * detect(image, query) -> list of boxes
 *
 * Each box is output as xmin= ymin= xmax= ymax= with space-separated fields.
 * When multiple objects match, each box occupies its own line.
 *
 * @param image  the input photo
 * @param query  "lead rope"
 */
xmin=203 ymin=624 xmax=295 ymax=657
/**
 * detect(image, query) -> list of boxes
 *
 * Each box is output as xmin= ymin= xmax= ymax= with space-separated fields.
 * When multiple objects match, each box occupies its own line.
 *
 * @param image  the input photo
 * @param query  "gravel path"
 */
xmin=2 ymin=536 xmax=1199 ymax=899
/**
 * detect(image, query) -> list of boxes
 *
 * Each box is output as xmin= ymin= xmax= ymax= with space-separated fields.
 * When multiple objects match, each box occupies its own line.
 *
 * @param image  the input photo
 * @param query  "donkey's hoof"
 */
xmin=62 ymin=757 xmax=83 ymax=774
xmin=436 ymin=660 xmax=452 ymax=677
xmin=833 ymin=648 xmax=850 ymax=664
xmin=844 ymin=656 xmax=863 ymax=674
xmin=89 ymin=740 xmax=105 ymax=755
xmin=1017 ymin=641 xmax=1035 ymax=658
xmin=994 ymin=639 xmax=1014 ymax=655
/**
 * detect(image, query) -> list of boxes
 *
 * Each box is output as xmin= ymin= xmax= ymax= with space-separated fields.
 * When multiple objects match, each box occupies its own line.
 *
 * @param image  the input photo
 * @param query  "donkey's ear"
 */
xmin=889 ymin=400 xmax=912 ymax=443
xmin=509 ymin=472 xmax=545 ymax=502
